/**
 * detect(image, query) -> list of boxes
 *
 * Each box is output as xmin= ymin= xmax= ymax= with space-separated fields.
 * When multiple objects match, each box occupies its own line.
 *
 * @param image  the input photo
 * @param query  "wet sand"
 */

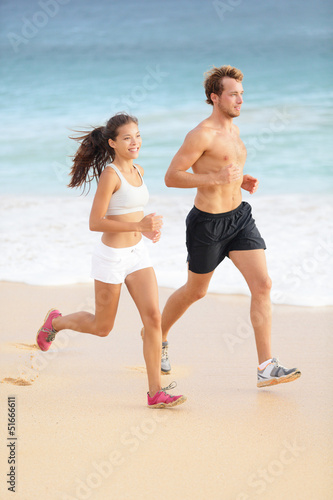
xmin=0 ymin=282 xmax=332 ymax=499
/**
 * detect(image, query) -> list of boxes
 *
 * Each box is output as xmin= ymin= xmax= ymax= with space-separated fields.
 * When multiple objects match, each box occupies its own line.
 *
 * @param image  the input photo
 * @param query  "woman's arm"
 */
xmin=89 ymin=168 xmax=162 ymax=233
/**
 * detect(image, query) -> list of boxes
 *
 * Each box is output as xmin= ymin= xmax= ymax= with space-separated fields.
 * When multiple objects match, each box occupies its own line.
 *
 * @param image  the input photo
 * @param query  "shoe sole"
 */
xmin=36 ymin=308 xmax=57 ymax=352
xmin=148 ymin=395 xmax=187 ymax=408
xmin=257 ymin=370 xmax=301 ymax=388
xmin=161 ymin=369 xmax=171 ymax=375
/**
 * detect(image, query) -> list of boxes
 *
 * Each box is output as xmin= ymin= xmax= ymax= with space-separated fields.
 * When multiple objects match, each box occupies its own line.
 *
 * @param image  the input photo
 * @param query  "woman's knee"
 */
xmin=143 ymin=309 xmax=161 ymax=330
xmin=94 ymin=321 xmax=115 ymax=337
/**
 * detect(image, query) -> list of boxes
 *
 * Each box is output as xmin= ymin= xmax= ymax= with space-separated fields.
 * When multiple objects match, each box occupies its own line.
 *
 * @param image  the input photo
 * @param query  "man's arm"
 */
xmin=241 ymin=174 xmax=259 ymax=194
xmin=164 ymin=128 xmax=241 ymax=189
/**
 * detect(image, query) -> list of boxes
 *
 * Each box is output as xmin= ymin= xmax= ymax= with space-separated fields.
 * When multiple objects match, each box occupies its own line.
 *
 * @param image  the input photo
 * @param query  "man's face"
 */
xmin=213 ymin=77 xmax=244 ymax=118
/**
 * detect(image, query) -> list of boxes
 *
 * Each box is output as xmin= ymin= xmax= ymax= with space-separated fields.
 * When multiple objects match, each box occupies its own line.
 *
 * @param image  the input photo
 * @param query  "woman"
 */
xmin=36 ymin=112 xmax=186 ymax=408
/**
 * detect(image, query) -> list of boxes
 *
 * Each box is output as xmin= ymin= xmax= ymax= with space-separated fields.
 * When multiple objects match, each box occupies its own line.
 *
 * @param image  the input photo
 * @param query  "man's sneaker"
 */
xmin=36 ymin=309 xmax=62 ymax=352
xmin=161 ymin=341 xmax=171 ymax=374
xmin=257 ymin=358 xmax=301 ymax=388
xmin=147 ymin=382 xmax=186 ymax=408
xmin=140 ymin=328 xmax=172 ymax=374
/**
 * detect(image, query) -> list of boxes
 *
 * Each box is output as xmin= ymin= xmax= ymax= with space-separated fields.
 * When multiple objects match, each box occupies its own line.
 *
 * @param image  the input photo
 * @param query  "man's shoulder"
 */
xmin=195 ymin=117 xmax=217 ymax=132
xmin=186 ymin=119 xmax=216 ymax=142
xmin=190 ymin=117 xmax=239 ymax=136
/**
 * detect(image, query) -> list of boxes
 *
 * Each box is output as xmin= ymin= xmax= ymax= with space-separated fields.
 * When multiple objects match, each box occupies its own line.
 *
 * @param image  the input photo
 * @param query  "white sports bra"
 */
xmin=105 ymin=164 xmax=149 ymax=216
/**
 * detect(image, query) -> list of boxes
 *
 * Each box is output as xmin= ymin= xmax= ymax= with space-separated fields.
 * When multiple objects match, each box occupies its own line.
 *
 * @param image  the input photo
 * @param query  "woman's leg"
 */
xmin=52 ymin=280 xmax=122 ymax=337
xmin=125 ymin=267 xmax=162 ymax=396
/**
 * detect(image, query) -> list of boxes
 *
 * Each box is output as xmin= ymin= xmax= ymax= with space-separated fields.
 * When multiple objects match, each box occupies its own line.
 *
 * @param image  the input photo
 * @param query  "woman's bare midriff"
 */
xmin=101 ymin=211 xmax=144 ymax=248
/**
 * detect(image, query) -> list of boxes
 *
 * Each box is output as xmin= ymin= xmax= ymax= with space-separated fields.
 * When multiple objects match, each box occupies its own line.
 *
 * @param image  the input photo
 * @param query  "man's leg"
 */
xmin=161 ymin=269 xmax=215 ymax=342
xmin=229 ymin=249 xmax=272 ymax=364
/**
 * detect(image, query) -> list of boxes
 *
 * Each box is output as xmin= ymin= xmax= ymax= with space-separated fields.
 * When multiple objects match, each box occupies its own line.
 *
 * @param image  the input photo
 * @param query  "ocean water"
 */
xmin=0 ymin=0 xmax=332 ymax=305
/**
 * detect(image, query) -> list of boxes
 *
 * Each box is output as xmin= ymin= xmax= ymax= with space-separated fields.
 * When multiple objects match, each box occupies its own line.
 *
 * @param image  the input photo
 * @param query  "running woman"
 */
xmin=36 ymin=113 xmax=186 ymax=408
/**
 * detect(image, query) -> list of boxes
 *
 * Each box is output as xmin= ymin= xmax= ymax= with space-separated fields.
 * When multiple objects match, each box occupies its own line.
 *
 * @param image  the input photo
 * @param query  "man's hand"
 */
xmin=241 ymin=174 xmax=259 ymax=194
xmin=213 ymin=164 xmax=242 ymax=185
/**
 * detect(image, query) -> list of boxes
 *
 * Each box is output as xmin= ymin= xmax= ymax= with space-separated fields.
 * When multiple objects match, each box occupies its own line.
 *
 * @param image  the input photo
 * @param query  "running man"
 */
xmin=160 ymin=65 xmax=301 ymax=387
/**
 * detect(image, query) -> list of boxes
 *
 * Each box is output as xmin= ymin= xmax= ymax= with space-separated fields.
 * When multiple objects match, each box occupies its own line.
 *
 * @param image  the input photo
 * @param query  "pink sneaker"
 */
xmin=147 ymin=382 xmax=187 ymax=408
xmin=36 ymin=309 xmax=62 ymax=351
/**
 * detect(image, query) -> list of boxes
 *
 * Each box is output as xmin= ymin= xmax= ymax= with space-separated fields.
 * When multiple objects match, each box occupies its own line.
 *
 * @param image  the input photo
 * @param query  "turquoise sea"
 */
xmin=1 ymin=0 xmax=332 ymax=305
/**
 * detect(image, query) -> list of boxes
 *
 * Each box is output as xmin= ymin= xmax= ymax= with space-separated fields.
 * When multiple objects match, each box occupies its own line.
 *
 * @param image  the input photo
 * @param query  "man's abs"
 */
xmin=194 ymin=178 xmax=243 ymax=214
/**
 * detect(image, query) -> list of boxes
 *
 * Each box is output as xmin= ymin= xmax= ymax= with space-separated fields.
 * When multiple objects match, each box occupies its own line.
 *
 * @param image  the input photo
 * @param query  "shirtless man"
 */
xmin=160 ymin=65 xmax=301 ymax=387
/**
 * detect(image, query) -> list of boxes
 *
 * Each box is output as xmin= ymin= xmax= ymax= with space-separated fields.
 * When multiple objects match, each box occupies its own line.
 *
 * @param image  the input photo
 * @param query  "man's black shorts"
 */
xmin=186 ymin=202 xmax=266 ymax=274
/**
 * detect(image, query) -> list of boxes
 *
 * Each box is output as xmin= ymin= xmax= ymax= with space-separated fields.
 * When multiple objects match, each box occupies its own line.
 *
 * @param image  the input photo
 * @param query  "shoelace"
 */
xmin=148 ymin=382 xmax=179 ymax=400
xmin=161 ymin=344 xmax=169 ymax=361
xmin=161 ymin=381 xmax=177 ymax=392
xmin=272 ymin=357 xmax=286 ymax=369
xmin=42 ymin=328 xmax=57 ymax=343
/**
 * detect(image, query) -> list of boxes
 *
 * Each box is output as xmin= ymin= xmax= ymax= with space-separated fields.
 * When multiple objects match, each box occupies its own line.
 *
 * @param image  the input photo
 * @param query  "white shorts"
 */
xmin=90 ymin=238 xmax=152 ymax=284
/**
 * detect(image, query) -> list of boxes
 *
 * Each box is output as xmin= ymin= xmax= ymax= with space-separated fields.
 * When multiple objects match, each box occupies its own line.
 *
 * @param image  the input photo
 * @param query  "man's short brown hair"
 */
xmin=204 ymin=65 xmax=243 ymax=105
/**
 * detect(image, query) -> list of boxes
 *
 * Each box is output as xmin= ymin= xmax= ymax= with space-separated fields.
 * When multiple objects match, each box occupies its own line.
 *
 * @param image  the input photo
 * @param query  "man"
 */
xmin=160 ymin=65 xmax=301 ymax=387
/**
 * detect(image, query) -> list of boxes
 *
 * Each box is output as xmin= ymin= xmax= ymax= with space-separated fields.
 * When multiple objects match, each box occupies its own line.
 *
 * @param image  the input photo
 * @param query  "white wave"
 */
xmin=0 ymin=193 xmax=332 ymax=306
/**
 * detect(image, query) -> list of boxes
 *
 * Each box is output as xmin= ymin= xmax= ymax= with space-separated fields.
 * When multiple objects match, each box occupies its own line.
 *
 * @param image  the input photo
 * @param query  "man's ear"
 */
xmin=210 ymin=93 xmax=218 ymax=104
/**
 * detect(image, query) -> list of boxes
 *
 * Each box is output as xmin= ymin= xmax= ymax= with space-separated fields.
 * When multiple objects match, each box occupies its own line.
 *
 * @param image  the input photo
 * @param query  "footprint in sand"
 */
xmin=2 ymin=342 xmax=39 ymax=353
xmin=1 ymin=377 xmax=35 ymax=386
xmin=125 ymin=366 xmax=175 ymax=376
xmin=125 ymin=366 xmax=147 ymax=374
xmin=126 ymin=365 xmax=192 ymax=378
xmin=13 ymin=343 xmax=39 ymax=351
xmin=0 ymin=343 xmax=39 ymax=386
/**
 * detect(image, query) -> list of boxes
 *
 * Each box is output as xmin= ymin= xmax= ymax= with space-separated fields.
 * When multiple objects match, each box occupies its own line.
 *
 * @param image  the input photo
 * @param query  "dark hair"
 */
xmin=68 ymin=113 xmax=138 ymax=192
xmin=203 ymin=65 xmax=243 ymax=105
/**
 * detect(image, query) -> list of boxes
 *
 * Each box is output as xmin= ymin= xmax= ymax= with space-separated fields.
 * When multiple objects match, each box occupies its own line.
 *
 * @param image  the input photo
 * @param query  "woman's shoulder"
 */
xmin=104 ymin=163 xmax=117 ymax=172
xmin=99 ymin=165 xmax=121 ymax=187
xmin=103 ymin=164 xmax=119 ymax=176
xmin=134 ymin=163 xmax=144 ymax=176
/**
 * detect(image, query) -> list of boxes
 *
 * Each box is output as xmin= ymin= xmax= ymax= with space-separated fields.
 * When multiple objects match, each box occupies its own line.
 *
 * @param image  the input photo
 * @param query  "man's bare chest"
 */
xmin=211 ymin=135 xmax=247 ymax=164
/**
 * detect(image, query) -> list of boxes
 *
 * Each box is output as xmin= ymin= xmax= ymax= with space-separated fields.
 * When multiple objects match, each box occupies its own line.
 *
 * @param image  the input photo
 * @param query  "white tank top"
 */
xmin=105 ymin=164 xmax=149 ymax=216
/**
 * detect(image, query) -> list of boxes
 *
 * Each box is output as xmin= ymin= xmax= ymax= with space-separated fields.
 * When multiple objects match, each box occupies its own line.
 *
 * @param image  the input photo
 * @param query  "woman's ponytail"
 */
xmin=68 ymin=113 xmax=138 ymax=192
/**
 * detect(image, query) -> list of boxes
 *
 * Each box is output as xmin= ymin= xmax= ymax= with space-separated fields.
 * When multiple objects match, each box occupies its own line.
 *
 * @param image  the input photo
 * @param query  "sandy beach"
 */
xmin=0 ymin=281 xmax=332 ymax=500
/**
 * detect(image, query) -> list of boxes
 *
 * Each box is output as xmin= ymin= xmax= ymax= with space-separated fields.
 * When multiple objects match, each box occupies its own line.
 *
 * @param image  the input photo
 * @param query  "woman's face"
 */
xmin=109 ymin=122 xmax=142 ymax=161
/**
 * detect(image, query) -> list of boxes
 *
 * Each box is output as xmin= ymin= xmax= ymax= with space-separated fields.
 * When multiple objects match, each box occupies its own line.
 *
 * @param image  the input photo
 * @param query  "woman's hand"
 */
xmin=142 ymin=230 xmax=161 ymax=243
xmin=139 ymin=213 xmax=163 ymax=233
